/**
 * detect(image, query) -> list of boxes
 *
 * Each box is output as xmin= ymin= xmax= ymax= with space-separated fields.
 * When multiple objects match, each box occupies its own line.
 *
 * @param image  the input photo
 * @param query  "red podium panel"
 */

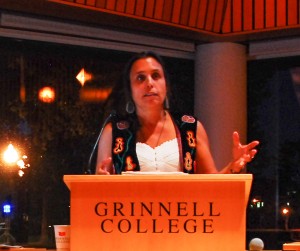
xmin=64 ymin=174 xmax=252 ymax=251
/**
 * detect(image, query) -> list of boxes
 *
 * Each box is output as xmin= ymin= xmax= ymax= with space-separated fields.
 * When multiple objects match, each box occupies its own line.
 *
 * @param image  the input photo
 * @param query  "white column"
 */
xmin=194 ymin=42 xmax=247 ymax=170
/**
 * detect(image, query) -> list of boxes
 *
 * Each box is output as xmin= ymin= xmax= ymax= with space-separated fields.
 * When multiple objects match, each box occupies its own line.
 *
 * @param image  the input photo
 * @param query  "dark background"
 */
xmin=0 ymin=37 xmax=299 ymax=249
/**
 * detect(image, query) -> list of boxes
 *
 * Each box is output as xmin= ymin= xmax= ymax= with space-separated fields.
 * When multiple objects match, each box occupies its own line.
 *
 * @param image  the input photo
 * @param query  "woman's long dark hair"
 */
xmin=104 ymin=51 xmax=172 ymax=130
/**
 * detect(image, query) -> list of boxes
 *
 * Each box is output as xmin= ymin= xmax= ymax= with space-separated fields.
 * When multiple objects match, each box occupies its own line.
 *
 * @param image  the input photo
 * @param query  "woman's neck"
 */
xmin=135 ymin=108 xmax=168 ymax=146
xmin=137 ymin=108 xmax=166 ymax=127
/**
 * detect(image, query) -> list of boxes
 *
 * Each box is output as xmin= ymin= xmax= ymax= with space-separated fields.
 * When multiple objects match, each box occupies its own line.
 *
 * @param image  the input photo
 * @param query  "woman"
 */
xmin=96 ymin=51 xmax=259 ymax=175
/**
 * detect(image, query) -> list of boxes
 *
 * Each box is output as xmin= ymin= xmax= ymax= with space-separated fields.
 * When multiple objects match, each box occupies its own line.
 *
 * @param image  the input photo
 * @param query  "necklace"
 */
xmin=155 ymin=111 xmax=166 ymax=147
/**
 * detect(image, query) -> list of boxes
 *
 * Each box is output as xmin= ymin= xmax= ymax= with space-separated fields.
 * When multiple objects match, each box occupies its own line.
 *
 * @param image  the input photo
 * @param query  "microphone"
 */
xmin=84 ymin=111 xmax=116 ymax=174
xmin=249 ymin=238 xmax=264 ymax=250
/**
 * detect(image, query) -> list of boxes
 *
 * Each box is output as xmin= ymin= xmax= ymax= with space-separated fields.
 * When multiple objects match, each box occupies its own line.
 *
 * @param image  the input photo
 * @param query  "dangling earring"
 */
xmin=164 ymin=96 xmax=170 ymax=110
xmin=126 ymin=100 xmax=135 ymax=114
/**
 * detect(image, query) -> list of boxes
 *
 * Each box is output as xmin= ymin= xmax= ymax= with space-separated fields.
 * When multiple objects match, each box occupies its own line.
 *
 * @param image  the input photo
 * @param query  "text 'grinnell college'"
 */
xmin=94 ymin=201 xmax=221 ymax=234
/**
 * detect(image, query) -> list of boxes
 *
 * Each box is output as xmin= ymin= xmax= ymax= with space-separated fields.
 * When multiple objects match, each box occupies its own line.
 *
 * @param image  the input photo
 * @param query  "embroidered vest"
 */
xmin=111 ymin=113 xmax=197 ymax=174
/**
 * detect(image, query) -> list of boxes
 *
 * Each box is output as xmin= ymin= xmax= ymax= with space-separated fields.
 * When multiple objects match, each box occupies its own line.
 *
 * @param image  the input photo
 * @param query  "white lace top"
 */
xmin=136 ymin=138 xmax=180 ymax=172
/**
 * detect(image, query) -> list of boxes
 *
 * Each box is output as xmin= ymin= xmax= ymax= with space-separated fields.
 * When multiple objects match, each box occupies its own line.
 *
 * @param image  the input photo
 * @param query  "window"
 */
xmin=247 ymin=57 xmax=300 ymax=248
xmin=0 ymin=38 xmax=194 ymax=247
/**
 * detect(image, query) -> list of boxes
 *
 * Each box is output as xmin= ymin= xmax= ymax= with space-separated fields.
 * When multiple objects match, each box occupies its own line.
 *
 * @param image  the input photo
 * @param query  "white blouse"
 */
xmin=136 ymin=138 xmax=180 ymax=172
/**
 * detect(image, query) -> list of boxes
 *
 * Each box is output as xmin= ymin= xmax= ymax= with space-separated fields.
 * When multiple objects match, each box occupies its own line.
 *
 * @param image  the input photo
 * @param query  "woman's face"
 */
xmin=129 ymin=57 xmax=167 ymax=111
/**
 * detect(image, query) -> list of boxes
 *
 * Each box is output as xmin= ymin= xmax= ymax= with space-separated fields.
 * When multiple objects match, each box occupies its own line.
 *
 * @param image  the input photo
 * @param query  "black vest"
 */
xmin=111 ymin=113 xmax=197 ymax=174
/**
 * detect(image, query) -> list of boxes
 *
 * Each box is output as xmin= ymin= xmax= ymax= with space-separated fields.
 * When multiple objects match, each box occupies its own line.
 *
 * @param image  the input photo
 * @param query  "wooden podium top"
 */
xmin=64 ymin=173 xmax=253 ymax=204
xmin=64 ymin=173 xmax=252 ymax=185
xmin=283 ymin=242 xmax=300 ymax=250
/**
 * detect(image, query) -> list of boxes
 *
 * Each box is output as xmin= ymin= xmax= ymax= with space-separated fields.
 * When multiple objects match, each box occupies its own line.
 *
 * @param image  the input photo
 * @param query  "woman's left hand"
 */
xmin=230 ymin=131 xmax=259 ymax=173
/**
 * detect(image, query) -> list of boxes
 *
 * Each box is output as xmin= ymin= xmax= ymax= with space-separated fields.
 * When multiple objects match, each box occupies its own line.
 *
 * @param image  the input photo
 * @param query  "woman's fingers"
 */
xmin=247 ymin=140 xmax=260 ymax=151
xmin=232 ymin=131 xmax=240 ymax=147
xmin=97 ymin=157 xmax=113 ymax=175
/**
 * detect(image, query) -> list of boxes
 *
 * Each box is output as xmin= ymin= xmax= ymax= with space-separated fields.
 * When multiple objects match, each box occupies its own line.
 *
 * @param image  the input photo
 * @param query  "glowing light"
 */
xmin=17 ymin=159 xmax=25 ymax=169
xmin=18 ymin=170 xmax=25 ymax=177
xmin=20 ymin=84 xmax=26 ymax=103
xmin=3 ymin=144 xmax=19 ymax=164
xmin=282 ymin=208 xmax=289 ymax=215
xmin=76 ymin=68 xmax=92 ymax=86
xmin=2 ymin=144 xmax=29 ymax=176
xmin=38 ymin=87 xmax=55 ymax=103
xmin=3 ymin=204 xmax=11 ymax=214
xmin=79 ymin=87 xmax=112 ymax=102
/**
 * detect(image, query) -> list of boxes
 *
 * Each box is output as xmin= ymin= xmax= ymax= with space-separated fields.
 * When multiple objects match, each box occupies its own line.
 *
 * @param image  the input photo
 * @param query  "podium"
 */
xmin=64 ymin=174 xmax=252 ymax=251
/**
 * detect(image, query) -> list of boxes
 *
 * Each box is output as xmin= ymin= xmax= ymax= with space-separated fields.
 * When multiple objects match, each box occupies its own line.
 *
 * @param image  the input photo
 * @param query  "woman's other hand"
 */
xmin=96 ymin=157 xmax=113 ymax=175
xmin=230 ymin=131 xmax=259 ymax=173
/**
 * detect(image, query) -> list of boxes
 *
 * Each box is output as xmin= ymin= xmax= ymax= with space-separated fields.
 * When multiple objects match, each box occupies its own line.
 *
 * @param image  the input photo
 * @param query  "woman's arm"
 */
xmin=195 ymin=121 xmax=259 ymax=174
xmin=95 ymin=123 xmax=113 ymax=174
xmin=195 ymin=121 xmax=218 ymax=174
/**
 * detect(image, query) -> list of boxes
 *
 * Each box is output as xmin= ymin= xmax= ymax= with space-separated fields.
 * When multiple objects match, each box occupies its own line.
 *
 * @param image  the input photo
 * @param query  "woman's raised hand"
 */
xmin=230 ymin=131 xmax=259 ymax=173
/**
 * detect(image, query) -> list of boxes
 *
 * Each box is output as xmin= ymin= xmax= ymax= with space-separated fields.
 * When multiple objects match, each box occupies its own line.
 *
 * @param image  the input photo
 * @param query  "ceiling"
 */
xmin=1 ymin=0 xmax=300 ymax=44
